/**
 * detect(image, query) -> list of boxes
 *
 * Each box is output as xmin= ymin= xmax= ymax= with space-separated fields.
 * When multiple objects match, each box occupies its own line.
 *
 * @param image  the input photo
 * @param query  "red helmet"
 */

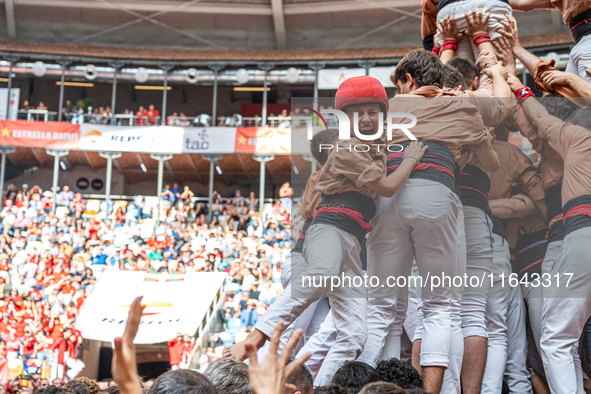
xmin=335 ymin=76 xmax=389 ymax=114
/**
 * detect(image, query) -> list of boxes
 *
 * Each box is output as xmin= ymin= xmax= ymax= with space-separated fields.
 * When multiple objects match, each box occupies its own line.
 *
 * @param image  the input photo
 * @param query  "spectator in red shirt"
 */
xmin=20 ymin=327 xmax=37 ymax=362
xmin=60 ymin=278 xmax=76 ymax=305
xmin=0 ymin=316 xmax=10 ymax=336
xmin=135 ymin=106 xmax=147 ymax=126
xmin=49 ymin=328 xmax=85 ymax=380
xmin=181 ymin=334 xmax=196 ymax=368
xmin=11 ymin=313 xmax=29 ymax=338
xmin=167 ymin=333 xmax=185 ymax=370
xmin=147 ymin=104 xmax=160 ymax=125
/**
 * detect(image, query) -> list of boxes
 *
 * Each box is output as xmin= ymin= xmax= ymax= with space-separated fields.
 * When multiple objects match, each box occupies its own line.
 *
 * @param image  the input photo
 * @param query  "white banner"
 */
xmin=369 ymin=66 xmax=397 ymax=88
xmin=76 ymin=271 xmax=227 ymax=344
xmin=318 ymin=68 xmax=365 ymax=90
xmin=79 ymin=124 xmax=184 ymax=153
xmin=182 ymin=127 xmax=237 ymax=154
xmin=0 ymin=88 xmax=20 ymax=120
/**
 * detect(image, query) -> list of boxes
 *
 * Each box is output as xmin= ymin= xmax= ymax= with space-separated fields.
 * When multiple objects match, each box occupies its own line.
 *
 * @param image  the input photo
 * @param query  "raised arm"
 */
xmin=509 ymin=0 xmax=553 ymax=12
xmin=489 ymin=198 xmax=529 ymax=219
xmin=541 ymin=70 xmax=591 ymax=100
xmin=498 ymin=15 xmax=541 ymax=75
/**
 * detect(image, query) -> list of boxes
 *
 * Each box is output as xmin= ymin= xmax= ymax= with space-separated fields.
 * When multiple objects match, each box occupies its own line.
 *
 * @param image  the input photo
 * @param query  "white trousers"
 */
xmin=257 ymin=224 xmax=367 ymax=387
xmin=436 ymin=0 xmax=512 ymax=62
xmin=541 ymin=227 xmax=591 ymax=394
xmin=461 ymin=206 xmax=493 ymax=339
xmin=257 ymin=252 xmax=331 ymax=361
xmin=361 ymin=178 xmax=461 ymax=369
xmin=566 ymin=34 xmax=591 ymax=83
xmin=481 ymin=234 xmax=511 ymax=394
xmin=504 ymin=285 xmax=532 ymax=393
xmin=413 ymin=206 xmax=466 ymax=394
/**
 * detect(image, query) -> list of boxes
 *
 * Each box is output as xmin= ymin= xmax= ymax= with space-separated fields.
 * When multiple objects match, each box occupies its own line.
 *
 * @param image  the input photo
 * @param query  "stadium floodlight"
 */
xmin=236 ymin=68 xmax=249 ymax=84
xmin=135 ymin=67 xmax=149 ymax=83
xmin=32 ymin=61 xmax=46 ymax=77
xmin=186 ymin=68 xmax=199 ymax=83
xmin=84 ymin=64 xmax=98 ymax=80
xmin=286 ymin=67 xmax=300 ymax=83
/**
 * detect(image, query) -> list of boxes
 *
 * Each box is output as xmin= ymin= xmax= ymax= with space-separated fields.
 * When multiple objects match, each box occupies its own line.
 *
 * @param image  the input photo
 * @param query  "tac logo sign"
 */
xmin=301 ymin=108 xmax=418 ymax=141
xmin=184 ymin=128 xmax=210 ymax=151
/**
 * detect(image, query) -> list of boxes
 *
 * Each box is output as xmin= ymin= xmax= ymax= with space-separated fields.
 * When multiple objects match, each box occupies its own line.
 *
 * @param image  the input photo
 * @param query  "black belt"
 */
xmin=313 ymin=192 xmax=376 ymax=244
xmin=387 ymin=141 xmax=456 ymax=194
xmin=511 ymin=230 xmax=547 ymax=279
xmin=545 ymin=184 xmax=565 ymax=243
xmin=563 ymin=195 xmax=591 ymax=236
xmin=570 ymin=8 xmax=591 ymax=45
xmin=460 ymin=164 xmax=491 ymax=216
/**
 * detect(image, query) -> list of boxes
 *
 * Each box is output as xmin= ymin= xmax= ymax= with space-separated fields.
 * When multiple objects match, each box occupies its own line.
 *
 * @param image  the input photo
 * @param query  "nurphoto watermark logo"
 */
xmin=299 ymin=107 xmax=418 ymax=153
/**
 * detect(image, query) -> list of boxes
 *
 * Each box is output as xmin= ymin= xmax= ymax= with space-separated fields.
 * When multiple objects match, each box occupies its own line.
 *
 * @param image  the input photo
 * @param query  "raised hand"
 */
xmin=465 ymin=7 xmax=490 ymax=37
xmin=245 ymin=321 xmax=311 ymax=394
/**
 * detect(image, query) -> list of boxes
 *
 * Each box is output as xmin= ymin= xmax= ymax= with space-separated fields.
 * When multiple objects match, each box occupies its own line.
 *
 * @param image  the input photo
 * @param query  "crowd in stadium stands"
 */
xmin=17 ymin=98 xmax=300 ymax=128
xmin=0 ymin=178 xmax=294 ymax=390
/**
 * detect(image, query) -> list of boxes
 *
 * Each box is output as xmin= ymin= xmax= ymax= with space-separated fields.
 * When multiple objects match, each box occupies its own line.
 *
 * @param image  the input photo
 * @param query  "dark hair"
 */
xmin=567 ymin=106 xmax=591 ymax=131
xmin=447 ymin=57 xmax=479 ymax=89
xmin=392 ymin=49 xmax=444 ymax=89
xmin=376 ymin=358 xmax=423 ymax=389
xmin=359 ymin=382 xmax=407 ymax=394
xmin=286 ymin=358 xmax=314 ymax=394
xmin=33 ymin=386 xmax=74 ymax=394
xmin=311 ymin=129 xmax=339 ymax=166
xmin=314 ymin=385 xmax=354 ymax=394
xmin=443 ymin=64 xmax=464 ymax=90
xmin=539 ymin=95 xmax=577 ymax=121
xmin=204 ymin=358 xmax=252 ymax=394
xmin=331 ymin=361 xmax=381 ymax=393
xmin=150 ymin=370 xmax=218 ymax=394
xmin=99 ymin=387 xmax=120 ymax=394
xmin=64 ymin=377 xmax=101 ymax=394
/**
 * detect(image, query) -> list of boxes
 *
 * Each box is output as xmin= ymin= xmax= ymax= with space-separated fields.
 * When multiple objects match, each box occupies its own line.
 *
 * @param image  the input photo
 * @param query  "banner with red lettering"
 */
xmin=235 ymin=127 xmax=291 ymax=154
xmin=0 ymin=120 xmax=80 ymax=149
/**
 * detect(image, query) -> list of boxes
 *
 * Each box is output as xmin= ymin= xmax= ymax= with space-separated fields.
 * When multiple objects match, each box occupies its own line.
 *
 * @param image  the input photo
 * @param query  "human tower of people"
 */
xmin=216 ymin=2 xmax=591 ymax=394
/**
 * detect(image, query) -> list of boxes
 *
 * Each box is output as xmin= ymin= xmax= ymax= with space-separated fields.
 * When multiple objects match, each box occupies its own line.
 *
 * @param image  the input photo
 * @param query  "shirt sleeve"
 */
xmin=538 ymin=115 xmax=581 ymax=159
xmin=513 ymin=147 xmax=547 ymax=219
xmin=331 ymin=142 xmax=385 ymax=188
xmin=511 ymin=193 xmax=535 ymax=218
xmin=474 ymin=51 xmax=496 ymax=97
xmin=506 ymin=106 xmax=544 ymax=155
xmin=421 ymin=0 xmax=439 ymax=40
xmin=534 ymin=60 xmax=585 ymax=108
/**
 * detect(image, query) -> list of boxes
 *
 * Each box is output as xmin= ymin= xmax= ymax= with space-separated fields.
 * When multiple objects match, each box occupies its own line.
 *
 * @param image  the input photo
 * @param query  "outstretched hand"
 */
xmin=245 ymin=321 xmax=311 ymax=394
xmin=438 ymin=15 xmax=464 ymax=43
xmin=465 ymin=7 xmax=490 ymax=37
xmin=112 ymin=296 xmax=144 ymax=394
xmin=498 ymin=14 xmax=521 ymax=49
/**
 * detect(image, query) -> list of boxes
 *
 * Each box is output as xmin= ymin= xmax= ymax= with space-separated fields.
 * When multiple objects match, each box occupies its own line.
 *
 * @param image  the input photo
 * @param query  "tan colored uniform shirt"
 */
xmin=506 ymin=105 xmax=564 ymax=190
xmin=315 ymin=137 xmax=386 ymax=201
xmin=388 ymin=86 xmax=491 ymax=162
xmin=489 ymin=140 xmax=547 ymax=219
xmin=421 ymin=0 xmax=439 ymax=39
xmin=548 ymin=0 xmax=591 ymax=25
xmin=506 ymin=193 xmax=548 ymax=249
xmin=538 ymin=115 xmax=591 ymax=205
xmin=301 ymin=171 xmax=322 ymax=221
